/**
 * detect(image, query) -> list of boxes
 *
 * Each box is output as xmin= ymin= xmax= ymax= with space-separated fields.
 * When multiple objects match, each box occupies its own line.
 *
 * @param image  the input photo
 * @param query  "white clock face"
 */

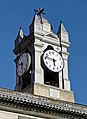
xmin=43 ymin=50 xmax=64 ymax=72
xmin=17 ymin=53 xmax=31 ymax=76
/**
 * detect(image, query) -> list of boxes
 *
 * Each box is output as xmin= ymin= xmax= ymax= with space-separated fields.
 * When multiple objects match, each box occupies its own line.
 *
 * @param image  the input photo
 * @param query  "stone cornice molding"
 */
xmin=0 ymin=88 xmax=87 ymax=118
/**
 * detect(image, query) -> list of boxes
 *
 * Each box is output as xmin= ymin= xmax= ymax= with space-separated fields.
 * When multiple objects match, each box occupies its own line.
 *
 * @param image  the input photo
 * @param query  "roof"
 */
xmin=0 ymin=88 xmax=87 ymax=118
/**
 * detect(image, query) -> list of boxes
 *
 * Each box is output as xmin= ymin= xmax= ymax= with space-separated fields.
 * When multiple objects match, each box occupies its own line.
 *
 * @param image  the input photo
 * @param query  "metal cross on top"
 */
xmin=34 ymin=8 xmax=45 ymax=16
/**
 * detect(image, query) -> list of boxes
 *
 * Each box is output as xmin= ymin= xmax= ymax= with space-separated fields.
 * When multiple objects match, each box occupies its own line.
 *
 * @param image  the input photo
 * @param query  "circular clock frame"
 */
xmin=42 ymin=49 xmax=64 ymax=73
xmin=17 ymin=53 xmax=31 ymax=76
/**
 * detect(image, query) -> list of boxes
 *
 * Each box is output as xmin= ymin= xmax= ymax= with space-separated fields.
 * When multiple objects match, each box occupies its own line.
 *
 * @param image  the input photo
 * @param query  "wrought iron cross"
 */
xmin=34 ymin=8 xmax=45 ymax=15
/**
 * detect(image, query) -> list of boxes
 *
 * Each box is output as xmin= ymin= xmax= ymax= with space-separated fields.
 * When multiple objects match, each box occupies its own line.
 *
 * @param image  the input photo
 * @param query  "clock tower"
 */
xmin=13 ymin=8 xmax=74 ymax=103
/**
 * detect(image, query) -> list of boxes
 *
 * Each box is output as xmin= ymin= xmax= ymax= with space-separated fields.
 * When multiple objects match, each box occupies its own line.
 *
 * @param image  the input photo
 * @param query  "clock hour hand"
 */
xmin=17 ymin=62 xmax=23 ymax=67
xmin=53 ymin=58 xmax=56 ymax=66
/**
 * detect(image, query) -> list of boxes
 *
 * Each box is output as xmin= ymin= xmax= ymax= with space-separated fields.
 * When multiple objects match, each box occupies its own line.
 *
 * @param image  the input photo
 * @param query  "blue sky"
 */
xmin=0 ymin=0 xmax=87 ymax=105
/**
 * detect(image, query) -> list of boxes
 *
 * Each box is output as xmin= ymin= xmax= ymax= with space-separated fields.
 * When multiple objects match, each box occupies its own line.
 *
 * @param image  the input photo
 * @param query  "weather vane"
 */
xmin=34 ymin=8 xmax=45 ymax=15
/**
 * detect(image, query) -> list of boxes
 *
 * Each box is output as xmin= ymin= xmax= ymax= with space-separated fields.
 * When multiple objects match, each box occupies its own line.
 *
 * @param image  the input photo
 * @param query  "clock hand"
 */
xmin=17 ymin=62 xmax=23 ymax=67
xmin=21 ymin=63 xmax=23 ymax=70
xmin=45 ymin=56 xmax=57 ymax=66
xmin=45 ymin=56 xmax=53 ymax=61
xmin=53 ymin=58 xmax=56 ymax=66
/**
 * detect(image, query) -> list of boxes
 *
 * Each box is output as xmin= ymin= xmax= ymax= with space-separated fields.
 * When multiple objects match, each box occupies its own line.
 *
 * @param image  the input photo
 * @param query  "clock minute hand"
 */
xmin=45 ymin=56 xmax=57 ymax=66
xmin=45 ymin=56 xmax=53 ymax=61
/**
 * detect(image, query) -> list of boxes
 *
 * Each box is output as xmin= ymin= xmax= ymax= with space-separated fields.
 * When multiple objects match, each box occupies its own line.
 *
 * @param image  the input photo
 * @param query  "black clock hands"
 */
xmin=53 ymin=58 xmax=56 ymax=66
xmin=17 ymin=62 xmax=23 ymax=70
xmin=45 ymin=55 xmax=53 ymax=61
xmin=45 ymin=56 xmax=57 ymax=66
xmin=17 ymin=62 xmax=23 ymax=67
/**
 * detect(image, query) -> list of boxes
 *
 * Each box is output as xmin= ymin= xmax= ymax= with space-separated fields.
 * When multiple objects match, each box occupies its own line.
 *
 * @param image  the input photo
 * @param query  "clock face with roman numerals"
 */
xmin=17 ymin=53 xmax=31 ymax=76
xmin=43 ymin=50 xmax=64 ymax=72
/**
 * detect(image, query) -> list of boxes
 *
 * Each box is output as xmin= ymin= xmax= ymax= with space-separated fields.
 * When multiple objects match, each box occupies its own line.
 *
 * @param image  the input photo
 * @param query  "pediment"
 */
xmin=45 ymin=32 xmax=58 ymax=39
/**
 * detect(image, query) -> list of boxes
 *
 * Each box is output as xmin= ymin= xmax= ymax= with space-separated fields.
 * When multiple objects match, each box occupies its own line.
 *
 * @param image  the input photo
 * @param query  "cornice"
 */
xmin=0 ymin=88 xmax=87 ymax=118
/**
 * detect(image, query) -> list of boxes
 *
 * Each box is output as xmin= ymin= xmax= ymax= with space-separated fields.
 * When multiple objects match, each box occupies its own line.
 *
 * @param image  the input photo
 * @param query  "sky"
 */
xmin=0 ymin=0 xmax=87 ymax=105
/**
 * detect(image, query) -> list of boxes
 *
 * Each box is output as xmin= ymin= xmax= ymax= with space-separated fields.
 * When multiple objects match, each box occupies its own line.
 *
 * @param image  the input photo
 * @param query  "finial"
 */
xmin=18 ymin=26 xmax=24 ymax=39
xmin=60 ymin=20 xmax=63 ymax=24
xmin=20 ymin=26 xmax=22 ymax=30
xmin=34 ymin=8 xmax=45 ymax=15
